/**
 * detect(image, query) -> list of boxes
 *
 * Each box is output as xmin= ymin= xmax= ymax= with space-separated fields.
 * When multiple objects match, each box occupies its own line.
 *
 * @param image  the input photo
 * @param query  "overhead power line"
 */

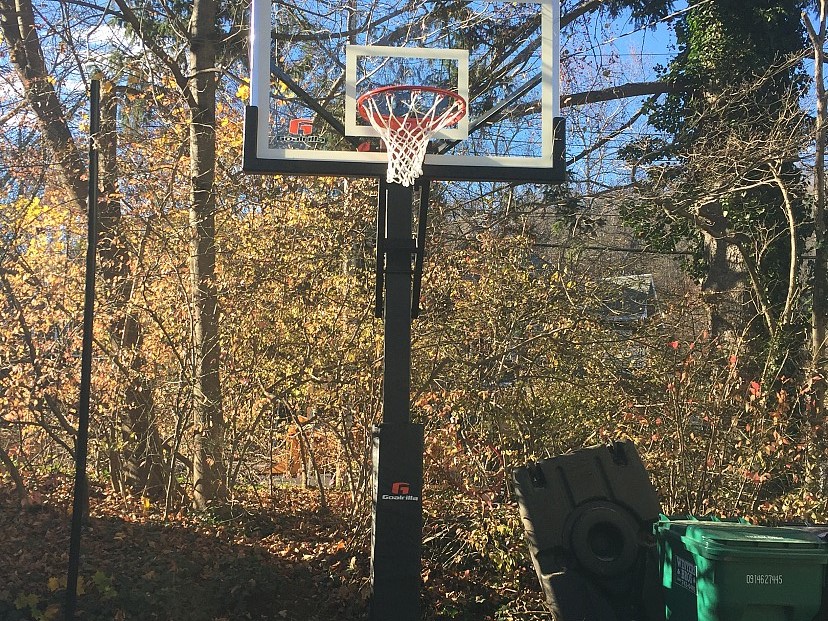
xmin=533 ymin=242 xmax=694 ymax=256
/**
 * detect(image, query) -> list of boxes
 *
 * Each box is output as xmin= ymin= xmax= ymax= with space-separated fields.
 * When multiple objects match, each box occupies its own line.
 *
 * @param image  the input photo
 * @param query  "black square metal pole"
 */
xmin=370 ymin=181 xmax=423 ymax=621
xmin=381 ymin=181 xmax=413 ymax=421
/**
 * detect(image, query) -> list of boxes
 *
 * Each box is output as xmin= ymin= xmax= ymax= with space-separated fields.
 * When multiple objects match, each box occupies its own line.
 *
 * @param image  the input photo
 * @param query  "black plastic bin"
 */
xmin=514 ymin=440 xmax=661 ymax=621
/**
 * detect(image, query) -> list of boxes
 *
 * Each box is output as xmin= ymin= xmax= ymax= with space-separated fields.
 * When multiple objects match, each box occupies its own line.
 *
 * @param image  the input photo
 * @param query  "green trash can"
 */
xmin=655 ymin=517 xmax=828 ymax=621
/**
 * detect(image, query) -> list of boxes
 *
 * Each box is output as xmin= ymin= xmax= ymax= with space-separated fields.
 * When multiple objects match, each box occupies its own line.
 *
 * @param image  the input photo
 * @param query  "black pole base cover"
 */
xmin=370 ymin=423 xmax=424 ymax=621
xmin=513 ymin=440 xmax=661 ymax=621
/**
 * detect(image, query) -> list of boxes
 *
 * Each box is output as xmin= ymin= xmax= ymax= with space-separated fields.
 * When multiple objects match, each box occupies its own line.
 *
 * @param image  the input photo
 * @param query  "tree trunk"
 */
xmin=188 ymin=0 xmax=225 ymax=509
xmin=98 ymin=92 xmax=167 ymax=498
xmin=805 ymin=5 xmax=828 ymax=414
xmin=698 ymin=202 xmax=753 ymax=345
xmin=0 ymin=443 xmax=27 ymax=501
xmin=0 ymin=0 xmax=85 ymax=212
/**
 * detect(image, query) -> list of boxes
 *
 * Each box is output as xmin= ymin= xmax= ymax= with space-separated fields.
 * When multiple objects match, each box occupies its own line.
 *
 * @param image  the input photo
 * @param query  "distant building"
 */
xmin=599 ymin=274 xmax=658 ymax=369
xmin=600 ymin=274 xmax=658 ymax=325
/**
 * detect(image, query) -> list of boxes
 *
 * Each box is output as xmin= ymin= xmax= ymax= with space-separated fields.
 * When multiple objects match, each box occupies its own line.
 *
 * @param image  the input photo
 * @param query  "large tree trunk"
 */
xmin=698 ymin=202 xmax=753 ymax=345
xmin=0 ymin=0 xmax=166 ymax=495
xmin=0 ymin=0 xmax=85 ymax=212
xmin=188 ymin=0 xmax=225 ymax=509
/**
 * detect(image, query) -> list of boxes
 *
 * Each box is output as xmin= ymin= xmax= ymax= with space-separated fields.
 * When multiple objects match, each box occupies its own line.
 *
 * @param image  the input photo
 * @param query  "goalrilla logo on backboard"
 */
xmin=382 ymin=482 xmax=419 ymax=502
xmin=273 ymin=118 xmax=325 ymax=148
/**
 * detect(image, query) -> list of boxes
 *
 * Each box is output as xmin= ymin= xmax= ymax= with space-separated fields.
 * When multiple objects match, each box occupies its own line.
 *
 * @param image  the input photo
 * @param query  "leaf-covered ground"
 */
xmin=0 ymin=477 xmax=549 ymax=621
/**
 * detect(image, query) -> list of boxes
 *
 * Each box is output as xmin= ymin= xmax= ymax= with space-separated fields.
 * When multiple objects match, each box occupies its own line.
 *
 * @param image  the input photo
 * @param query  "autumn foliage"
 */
xmin=1 ymin=97 xmax=827 ymax=618
xmin=2 ymin=1 xmax=828 ymax=619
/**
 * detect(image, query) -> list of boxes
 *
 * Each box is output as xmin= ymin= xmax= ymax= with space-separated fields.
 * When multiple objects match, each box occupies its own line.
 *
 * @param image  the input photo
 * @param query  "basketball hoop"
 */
xmin=357 ymin=85 xmax=466 ymax=187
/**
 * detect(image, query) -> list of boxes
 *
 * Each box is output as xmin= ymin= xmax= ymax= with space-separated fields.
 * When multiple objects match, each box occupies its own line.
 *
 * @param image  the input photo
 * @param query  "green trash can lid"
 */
xmin=657 ymin=520 xmax=828 ymax=561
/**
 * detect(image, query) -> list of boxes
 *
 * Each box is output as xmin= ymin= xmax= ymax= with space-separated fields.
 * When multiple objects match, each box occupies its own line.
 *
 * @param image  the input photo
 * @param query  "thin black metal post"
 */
xmin=370 ymin=180 xmax=422 ymax=621
xmin=65 ymin=78 xmax=99 ymax=621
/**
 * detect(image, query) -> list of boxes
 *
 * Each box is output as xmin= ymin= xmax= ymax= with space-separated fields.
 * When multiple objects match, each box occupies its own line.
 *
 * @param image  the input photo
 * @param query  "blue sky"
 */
xmin=607 ymin=1 xmax=685 ymax=81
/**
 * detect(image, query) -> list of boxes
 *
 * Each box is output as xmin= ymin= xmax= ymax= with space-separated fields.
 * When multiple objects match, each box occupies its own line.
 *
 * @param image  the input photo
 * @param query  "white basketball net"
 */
xmin=359 ymin=88 xmax=466 ymax=187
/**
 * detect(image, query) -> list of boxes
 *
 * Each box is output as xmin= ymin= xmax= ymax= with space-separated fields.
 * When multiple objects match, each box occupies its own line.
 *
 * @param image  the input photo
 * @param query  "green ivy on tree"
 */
xmin=621 ymin=0 xmax=812 ymax=374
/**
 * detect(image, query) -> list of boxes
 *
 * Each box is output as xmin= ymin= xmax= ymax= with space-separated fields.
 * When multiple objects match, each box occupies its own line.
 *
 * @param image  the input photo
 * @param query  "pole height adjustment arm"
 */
xmin=375 ymin=183 xmax=387 ymax=318
xmin=411 ymin=181 xmax=430 ymax=319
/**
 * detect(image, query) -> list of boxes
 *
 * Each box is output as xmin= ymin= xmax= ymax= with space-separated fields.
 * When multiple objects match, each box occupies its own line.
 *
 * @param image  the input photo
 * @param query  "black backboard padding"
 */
xmin=243 ymin=106 xmax=567 ymax=183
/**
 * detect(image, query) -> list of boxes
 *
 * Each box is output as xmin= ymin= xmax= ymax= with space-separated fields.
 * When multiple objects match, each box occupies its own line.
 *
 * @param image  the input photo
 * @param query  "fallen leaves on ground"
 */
xmin=0 ymin=476 xmax=550 ymax=620
xmin=0 ymin=477 xmax=368 ymax=621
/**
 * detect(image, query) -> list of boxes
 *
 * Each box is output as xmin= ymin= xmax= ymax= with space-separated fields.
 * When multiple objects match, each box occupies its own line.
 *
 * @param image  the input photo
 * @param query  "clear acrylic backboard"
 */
xmin=244 ymin=0 xmax=565 ymax=183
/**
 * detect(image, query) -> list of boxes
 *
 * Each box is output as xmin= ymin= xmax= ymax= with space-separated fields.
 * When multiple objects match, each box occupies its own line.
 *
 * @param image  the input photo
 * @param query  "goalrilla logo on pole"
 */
xmin=382 ymin=481 xmax=419 ymax=501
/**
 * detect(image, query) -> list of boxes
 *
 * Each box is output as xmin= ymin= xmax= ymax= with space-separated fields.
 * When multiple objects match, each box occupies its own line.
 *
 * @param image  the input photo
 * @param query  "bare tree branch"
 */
xmin=563 ymin=80 xmax=677 ymax=108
